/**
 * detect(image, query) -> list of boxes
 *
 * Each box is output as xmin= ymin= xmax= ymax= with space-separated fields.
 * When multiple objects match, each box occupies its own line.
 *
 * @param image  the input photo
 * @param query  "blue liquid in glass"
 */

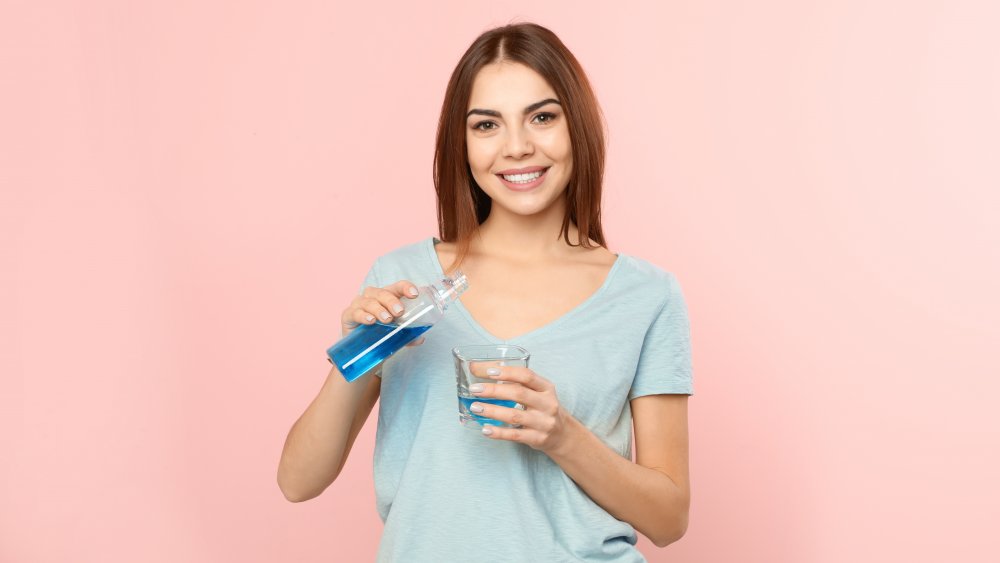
xmin=329 ymin=322 xmax=431 ymax=381
xmin=458 ymin=396 xmax=519 ymax=426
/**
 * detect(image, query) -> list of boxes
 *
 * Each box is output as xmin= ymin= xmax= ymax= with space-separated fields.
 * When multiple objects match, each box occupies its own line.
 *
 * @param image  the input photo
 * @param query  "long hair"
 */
xmin=433 ymin=22 xmax=608 ymax=273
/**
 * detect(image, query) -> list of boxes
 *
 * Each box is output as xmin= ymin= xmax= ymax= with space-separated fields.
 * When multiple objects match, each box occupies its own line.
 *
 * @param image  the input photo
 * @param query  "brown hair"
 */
xmin=433 ymin=22 xmax=608 ymax=273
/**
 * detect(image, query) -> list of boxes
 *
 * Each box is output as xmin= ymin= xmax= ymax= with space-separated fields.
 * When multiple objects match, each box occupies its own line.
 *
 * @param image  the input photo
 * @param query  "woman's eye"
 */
xmin=473 ymin=121 xmax=497 ymax=131
xmin=533 ymin=112 xmax=557 ymax=124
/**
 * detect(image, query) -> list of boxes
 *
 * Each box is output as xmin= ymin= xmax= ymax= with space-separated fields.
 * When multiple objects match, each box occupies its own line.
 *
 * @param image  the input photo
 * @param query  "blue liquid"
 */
xmin=458 ymin=396 xmax=518 ymax=426
xmin=328 ymin=322 xmax=431 ymax=381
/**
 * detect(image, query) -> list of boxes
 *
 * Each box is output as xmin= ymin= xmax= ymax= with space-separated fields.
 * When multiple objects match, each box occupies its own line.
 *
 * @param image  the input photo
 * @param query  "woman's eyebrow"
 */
xmin=466 ymin=98 xmax=561 ymax=119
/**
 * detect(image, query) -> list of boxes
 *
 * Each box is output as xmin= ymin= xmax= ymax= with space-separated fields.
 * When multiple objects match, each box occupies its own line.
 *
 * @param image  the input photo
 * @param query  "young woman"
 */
xmin=278 ymin=22 xmax=693 ymax=562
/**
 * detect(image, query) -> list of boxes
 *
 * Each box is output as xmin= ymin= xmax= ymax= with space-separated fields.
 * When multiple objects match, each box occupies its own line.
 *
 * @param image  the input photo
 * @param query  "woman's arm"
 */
xmin=276 ymin=366 xmax=381 ymax=502
xmin=469 ymin=369 xmax=690 ymax=547
xmin=548 ymin=394 xmax=690 ymax=547
xmin=278 ymin=278 xmax=420 ymax=502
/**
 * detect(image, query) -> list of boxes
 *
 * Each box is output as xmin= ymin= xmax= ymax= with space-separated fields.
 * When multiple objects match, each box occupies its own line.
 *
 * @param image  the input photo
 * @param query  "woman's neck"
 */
xmin=473 ymin=199 xmax=586 ymax=261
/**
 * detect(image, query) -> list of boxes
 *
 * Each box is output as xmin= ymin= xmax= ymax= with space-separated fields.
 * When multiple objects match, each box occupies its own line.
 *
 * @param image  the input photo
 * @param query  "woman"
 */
xmin=278 ymin=22 xmax=693 ymax=562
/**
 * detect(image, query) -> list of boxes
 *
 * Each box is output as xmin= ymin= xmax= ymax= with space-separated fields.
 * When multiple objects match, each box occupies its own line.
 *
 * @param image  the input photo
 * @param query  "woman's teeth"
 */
xmin=502 ymin=169 xmax=545 ymax=183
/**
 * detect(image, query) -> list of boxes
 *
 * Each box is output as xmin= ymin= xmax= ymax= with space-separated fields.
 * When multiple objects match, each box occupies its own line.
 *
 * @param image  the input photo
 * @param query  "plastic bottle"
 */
xmin=327 ymin=270 xmax=469 ymax=381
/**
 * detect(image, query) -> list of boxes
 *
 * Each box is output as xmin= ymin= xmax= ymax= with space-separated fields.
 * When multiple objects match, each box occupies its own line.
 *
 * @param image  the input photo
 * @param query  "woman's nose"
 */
xmin=502 ymin=126 xmax=534 ymax=159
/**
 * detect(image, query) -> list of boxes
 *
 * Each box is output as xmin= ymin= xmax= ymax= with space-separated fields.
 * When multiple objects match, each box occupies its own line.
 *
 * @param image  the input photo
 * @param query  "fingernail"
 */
xmin=392 ymin=304 xmax=403 ymax=314
xmin=408 ymin=287 xmax=418 ymax=296
xmin=486 ymin=367 xmax=501 ymax=376
xmin=481 ymin=427 xmax=493 ymax=436
xmin=365 ymin=314 xmax=375 ymax=322
xmin=470 ymin=403 xmax=484 ymax=413
xmin=379 ymin=312 xmax=391 ymax=321
xmin=469 ymin=384 xmax=484 ymax=393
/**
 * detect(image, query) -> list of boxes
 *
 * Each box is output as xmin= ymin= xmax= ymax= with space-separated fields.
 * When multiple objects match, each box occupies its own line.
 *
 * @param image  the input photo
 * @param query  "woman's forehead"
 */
xmin=468 ymin=62 xmax=557 ymax=111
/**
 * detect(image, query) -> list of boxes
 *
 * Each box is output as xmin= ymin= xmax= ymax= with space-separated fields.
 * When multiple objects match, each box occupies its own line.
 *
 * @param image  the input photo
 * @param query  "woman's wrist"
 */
xmin=543 ymin=407 xmax=586 ymax=460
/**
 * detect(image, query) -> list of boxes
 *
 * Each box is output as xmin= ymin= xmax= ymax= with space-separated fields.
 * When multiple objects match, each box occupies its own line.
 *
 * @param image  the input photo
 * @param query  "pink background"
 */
xmin=3 ymin=1 xmax=998 ymax=561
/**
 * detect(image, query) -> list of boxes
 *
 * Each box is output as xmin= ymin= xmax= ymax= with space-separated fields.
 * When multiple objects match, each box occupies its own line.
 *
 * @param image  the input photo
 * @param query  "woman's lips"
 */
xmin=496 ymin=167 xmax=549 ymax=191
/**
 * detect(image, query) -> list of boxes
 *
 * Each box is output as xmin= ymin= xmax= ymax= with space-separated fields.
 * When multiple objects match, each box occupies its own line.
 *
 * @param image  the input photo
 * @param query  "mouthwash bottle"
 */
xmin=328 ymin=270 xmax=469 ymax=382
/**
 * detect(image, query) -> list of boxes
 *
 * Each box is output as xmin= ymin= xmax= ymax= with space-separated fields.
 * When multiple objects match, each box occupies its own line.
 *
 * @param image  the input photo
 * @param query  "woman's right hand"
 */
xmin=340 ymin=280 xmax=426 ymax=346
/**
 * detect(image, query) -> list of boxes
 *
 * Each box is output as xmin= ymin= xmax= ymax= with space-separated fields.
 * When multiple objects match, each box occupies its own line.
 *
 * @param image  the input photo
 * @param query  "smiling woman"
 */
xmin=464 ymin=64 xmax=574 ymax=223
xmin=467 ymin=94 xmax=563 ymax=193
xmin=433 ymin=24 xmax=607 ymax=269
xmin=278 ymin=21 xmax=694 ymax=563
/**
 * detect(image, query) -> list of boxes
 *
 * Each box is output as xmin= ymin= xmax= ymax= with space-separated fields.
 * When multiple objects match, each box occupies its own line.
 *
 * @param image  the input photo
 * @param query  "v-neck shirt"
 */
xmin=359 ymin=236 xmax=693 ymax=562
xmin=425 ymin=236 xmax=625 ymax=343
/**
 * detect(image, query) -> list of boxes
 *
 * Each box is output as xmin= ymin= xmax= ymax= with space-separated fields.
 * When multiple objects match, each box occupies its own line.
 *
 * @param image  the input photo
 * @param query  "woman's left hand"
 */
xmin=467 ymin=364 xmax=573 ymax=454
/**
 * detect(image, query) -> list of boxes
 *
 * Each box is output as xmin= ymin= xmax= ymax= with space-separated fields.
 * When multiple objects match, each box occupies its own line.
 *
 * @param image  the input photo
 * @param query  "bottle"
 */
xmin=327 ymin=270 xmax=469 ymax=382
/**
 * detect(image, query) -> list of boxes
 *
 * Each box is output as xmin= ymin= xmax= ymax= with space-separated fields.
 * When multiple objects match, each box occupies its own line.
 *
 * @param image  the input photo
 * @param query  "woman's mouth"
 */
xmin=496 ymin=167 xmax=549 ymax=191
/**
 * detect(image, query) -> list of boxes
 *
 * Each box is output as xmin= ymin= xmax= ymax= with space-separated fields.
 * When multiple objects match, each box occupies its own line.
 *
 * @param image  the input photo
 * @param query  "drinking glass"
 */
xmin=452 ymin=344 xmax=530 ymax=429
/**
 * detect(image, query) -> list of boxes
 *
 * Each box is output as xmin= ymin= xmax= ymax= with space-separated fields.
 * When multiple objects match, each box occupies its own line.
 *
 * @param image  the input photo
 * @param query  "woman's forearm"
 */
xmin=545 ymin=412 xmax=689 ymax=547
xmin=277 ymin=366 xmax=380 ymax=502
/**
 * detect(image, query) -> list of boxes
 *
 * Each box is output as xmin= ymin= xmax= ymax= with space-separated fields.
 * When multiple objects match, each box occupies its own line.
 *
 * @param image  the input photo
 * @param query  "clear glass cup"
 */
xmin=452 ymin=344 xmax=530 ymax=429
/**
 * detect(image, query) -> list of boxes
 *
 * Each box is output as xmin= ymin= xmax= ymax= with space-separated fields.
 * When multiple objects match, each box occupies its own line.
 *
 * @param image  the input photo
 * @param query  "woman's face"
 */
xmin=465 ymin=62 xmax=573 ymax=218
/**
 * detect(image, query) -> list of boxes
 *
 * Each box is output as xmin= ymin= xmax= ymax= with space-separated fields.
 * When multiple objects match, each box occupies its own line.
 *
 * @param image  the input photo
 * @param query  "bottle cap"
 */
xmin=435 ymin=270 xmax=469 ymax=304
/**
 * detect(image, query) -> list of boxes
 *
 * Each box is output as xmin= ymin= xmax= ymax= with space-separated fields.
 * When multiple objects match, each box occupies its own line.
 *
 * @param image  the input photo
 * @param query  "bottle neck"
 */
xmin=432 ymin=270 xmax=469 ymax=307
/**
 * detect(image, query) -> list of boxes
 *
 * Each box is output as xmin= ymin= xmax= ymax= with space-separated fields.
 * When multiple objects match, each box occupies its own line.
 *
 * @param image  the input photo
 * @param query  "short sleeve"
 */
xmin=628 ymin=273 xmax=694 ymax=399
xmin=359 ymin=257 xmax=381 ymax=294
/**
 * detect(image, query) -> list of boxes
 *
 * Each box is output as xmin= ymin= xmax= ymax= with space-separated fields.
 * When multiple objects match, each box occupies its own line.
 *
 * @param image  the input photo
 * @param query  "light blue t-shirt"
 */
xmin=360 ymin=236 xmax=693 ymax=562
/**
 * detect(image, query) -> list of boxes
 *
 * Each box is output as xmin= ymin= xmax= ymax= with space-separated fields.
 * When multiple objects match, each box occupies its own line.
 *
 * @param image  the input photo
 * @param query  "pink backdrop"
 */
xmin=3 ymin=1 xmax=998 ymax=561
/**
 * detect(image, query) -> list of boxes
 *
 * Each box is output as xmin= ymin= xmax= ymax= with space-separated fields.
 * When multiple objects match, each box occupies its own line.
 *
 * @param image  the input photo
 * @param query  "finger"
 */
xmin=405 ymin=336 xmax=425 ymax=347
xmin=468 ymin=360 xmax=506 ymax=378
xmin=385 ymin=279 xmax=420 ymax=299
xmin=350 ymin=307 xmax=378 ymax=326
xmin=480 ymin=424 xmax=543 ymax=447
xmin=470 ymin=381 xmax=541 ymax=409
xmin=366 ymin=280 xmax=419 ymax=300
xmin=373 ymin=282 xmax=421 ymax=320
xmin=342 ymin=297 xmax=375 ymax=331
xmin=359 ymin=296 xmax=395 ymax=323
xmin=371 ymin=288 xmax=408 ymax=319
xmin=470 ymin=365 xmax=550 ymax=393
xmin=469 ymin=400 xmax=537 ymax=428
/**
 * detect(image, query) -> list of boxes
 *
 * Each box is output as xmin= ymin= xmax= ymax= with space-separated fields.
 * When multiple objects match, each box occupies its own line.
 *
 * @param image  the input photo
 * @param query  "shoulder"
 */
xmin=366 ymin=236 xmax=437 ymax=280
xmin=607 ymin=253 xmax=690 ymax=321
xmin=613 ymin=252 xmax=681 ymax=298
xmin=369 ymin=236 xmax=435 ymax=264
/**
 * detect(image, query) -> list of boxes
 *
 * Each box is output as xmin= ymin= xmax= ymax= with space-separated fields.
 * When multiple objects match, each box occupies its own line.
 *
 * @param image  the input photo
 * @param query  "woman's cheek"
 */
xmin=466 ymin=141 xmax=492 ymax=175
